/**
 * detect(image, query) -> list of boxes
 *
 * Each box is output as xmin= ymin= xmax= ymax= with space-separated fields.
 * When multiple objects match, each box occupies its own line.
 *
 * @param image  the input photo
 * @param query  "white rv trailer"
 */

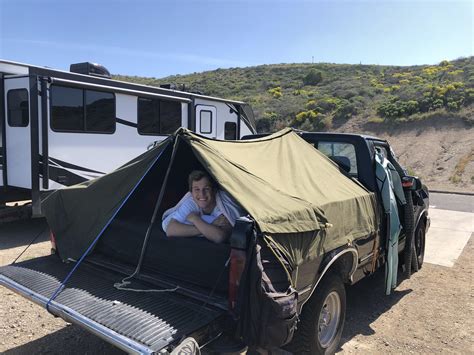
xmin=0 ymin=59 xmax=257 ymax=215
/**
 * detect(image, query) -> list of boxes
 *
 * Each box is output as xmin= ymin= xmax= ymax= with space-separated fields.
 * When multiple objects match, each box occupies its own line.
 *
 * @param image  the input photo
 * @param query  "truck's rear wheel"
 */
xmin=414 ymin=220 xmax=426 ymax=270
xmin=287 ymin=273 xmax=346 ymax=354
xmin=403 ymin=190 xmax=416 ymax=278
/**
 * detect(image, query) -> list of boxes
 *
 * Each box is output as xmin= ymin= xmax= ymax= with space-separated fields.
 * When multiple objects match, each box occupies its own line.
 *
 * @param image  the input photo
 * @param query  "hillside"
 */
xmin=114 ymin=57 xmax=474 ymax=192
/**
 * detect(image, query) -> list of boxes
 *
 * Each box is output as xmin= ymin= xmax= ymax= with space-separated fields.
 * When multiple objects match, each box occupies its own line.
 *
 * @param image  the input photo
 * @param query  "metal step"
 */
xmin=0 ymin=255 xmax=224 ymax=353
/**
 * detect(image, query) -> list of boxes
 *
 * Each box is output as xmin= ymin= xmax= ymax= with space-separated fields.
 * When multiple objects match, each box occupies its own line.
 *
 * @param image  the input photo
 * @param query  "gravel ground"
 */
xmin=0 ymin=218 xmax=472 ymax=354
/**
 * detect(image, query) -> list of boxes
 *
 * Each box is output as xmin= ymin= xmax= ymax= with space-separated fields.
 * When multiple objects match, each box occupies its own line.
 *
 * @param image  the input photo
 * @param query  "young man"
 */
xmin=162 ymin=170 xmax=241 ymax=243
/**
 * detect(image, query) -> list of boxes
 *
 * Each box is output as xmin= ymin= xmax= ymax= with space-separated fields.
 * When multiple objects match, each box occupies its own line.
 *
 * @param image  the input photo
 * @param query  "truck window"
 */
xmin=317 ymin=141 xmax=358 ymax=176
xmin=137 ymin=97 xmax=181 ymax=135
xmin=375 ymin=145 xmax=388 ymax=159
xmin=51 ymin=85 xmax=115 ymax=133
xmin=7 ymin=89 xmax=29 ymax=127
xmin=374 ymin=143 xmax=405 ymax=175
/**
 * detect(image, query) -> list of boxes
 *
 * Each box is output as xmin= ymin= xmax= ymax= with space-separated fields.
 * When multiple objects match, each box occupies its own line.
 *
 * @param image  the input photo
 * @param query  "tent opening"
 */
xmin=92 ymin=138 xmax=236 ymax=294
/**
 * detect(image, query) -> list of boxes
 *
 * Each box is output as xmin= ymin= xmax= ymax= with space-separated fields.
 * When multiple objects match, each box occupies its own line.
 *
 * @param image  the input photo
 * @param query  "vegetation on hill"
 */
xmin=114 ymin=57 xmax=473 ymax=132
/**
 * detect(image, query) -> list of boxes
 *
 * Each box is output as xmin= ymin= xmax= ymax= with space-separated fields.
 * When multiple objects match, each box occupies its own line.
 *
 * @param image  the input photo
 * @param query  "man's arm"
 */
xmin=166 ymin=219 xmax=201 ymax=237
xmin=187 ymin=212 xmax=232 ymax=243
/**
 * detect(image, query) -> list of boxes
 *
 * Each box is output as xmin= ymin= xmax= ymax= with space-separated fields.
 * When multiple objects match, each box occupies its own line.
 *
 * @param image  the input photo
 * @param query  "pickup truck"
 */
xmin=0 ymin=129 xmax=429 ymax=354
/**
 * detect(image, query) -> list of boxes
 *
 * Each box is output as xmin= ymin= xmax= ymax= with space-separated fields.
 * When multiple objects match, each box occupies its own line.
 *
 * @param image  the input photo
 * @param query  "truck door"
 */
xmin=4 ymin=77 xmax=32 ymax=189
xmin=195 ymin=105 xmax=217 ymax=139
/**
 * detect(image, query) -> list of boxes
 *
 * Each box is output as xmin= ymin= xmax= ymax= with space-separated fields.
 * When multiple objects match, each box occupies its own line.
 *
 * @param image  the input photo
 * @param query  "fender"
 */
xmin=416 ymin=208 xmax=429 ymax=230
xmin=300 ymin=246 xmax=358 ymax=311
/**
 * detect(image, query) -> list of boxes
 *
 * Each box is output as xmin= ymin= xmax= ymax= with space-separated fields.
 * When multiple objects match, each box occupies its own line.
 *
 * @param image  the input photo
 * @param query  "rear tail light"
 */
xmin=228 ymin=217 xmax=253 ymax=314
xmin=50 ymin=230 xmax=57 ymax=255
xmin=228 ymin=248 xmax=246 ymax=312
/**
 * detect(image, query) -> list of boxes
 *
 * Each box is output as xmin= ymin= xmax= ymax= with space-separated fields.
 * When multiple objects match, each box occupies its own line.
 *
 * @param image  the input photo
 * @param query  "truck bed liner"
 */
xmin=0 ymin=255 xmax=224 ymax=353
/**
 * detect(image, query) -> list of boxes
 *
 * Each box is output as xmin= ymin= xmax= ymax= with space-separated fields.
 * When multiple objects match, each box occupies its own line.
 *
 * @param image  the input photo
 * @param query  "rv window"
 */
xmin=160 ymin=100 xmax=181 ymax=134
xmin=137 ymin=98 xmax=181 ymax=135
xmin=51 ymin=86 xmax=85 ymax=131
xmin=51 ymin=85 xmax=116 ymax=133
xmin=85 ymin=90 xmax=115 ymax=133
xmin=7 ymin=89 xmax=29 ymax=127
xmin=138 ymin=97 xmax=160 ymax=134
xmin=200 ymin=110 xmax=212 ymax=134
xmin=224 ymin=122 xmax=237 ymax=140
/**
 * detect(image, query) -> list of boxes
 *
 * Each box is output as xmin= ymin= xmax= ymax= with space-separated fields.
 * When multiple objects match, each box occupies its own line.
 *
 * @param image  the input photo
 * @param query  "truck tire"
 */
xmin=287 ymin=273 xmax=346 ymax=355
xmin=403 ymin=190 xmax=415 ymax=278
xmin=413 ymin=220 xmax=426 ymax=270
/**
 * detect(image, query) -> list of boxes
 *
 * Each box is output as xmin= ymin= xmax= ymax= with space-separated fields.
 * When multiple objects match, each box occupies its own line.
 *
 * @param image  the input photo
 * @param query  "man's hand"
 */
xmin=182 ymin=213 xmax=232 ymax=243
xmin=186 ymin=211 xmax=201 ymax=224
xmin=212 ymin=215 xmax=232 ymax=229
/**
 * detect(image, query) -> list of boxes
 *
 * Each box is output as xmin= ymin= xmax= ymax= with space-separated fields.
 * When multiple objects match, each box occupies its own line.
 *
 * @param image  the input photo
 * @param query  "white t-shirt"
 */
xmin=162 ymin=194 xmax=224 ymax=232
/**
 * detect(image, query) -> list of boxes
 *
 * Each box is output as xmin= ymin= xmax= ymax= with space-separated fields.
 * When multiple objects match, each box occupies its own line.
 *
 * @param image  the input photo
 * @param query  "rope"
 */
xmin=188 ymin=256 xmax=230 ymax=326
xmin=12 ymin=225 xmax=48 ymax=264
xmin=113 ymin=280 xmax=179 ymax=293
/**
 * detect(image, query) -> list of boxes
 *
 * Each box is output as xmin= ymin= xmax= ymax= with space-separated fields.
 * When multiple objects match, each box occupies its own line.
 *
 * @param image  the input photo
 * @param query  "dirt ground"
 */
xmin=0 ymin=217 xmax=472 ymax=354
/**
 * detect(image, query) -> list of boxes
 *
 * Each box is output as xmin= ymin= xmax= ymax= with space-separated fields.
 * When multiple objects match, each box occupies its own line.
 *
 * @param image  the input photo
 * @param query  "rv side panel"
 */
xmin=0 ymin=75 xmax=5 ymax=188
xmin=29 ymin=75 xmax=41 ymax=215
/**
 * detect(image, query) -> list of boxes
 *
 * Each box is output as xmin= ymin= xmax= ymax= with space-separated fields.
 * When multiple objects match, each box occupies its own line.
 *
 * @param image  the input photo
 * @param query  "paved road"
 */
xmin=429 ymin=191 xmax=473 ymax=213
xmin=424 ymin=192 xmax=473 ymax=267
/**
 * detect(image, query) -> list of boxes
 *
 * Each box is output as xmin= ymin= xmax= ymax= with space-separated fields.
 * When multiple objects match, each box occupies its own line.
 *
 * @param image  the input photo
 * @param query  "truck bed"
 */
xmin=0 ymin=255 xmax=224 ymax=354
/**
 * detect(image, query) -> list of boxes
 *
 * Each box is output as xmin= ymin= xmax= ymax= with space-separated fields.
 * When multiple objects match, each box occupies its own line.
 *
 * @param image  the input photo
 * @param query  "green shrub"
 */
xmin=334 ymin=101 xmax=358 ymax=120
xmin=263 ymin=111 xmax=278 ymax=120
xmin=377 ymin=97 xmax=420 ymax=119
xmin=305 ymin=100 xmax=318 ymax=110
xmin=303 ymin=69 xmax=323 ymax=85
xmin=447 ymin=101 xmax=460 ymax=111
xmin=465 ymin=88 xmax=474 ymax=105
xmin=268 ymin=86 xmax=282 ymax=98
xmin=294 ymin=110 xmax=319 ymax=123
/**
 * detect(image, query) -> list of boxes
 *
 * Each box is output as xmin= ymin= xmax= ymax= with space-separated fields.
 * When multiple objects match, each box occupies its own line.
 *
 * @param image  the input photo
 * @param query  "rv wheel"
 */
xmin=286 ymin=273 xmax=346 ymax=355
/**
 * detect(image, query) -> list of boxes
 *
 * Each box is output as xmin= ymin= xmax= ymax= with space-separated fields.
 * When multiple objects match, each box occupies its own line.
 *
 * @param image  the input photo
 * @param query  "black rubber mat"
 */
xmin=0 ymin=256 xmax=223 ymax=351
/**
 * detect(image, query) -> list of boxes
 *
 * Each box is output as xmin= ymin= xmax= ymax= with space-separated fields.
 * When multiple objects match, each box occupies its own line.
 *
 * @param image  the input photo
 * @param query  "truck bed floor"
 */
xmin=0 ymin=255 xmax=223 ymax=352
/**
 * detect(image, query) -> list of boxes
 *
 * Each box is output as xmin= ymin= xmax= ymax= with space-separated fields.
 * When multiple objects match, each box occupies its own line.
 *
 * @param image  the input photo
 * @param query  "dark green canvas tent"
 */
xmin=42 ymin=128 xmax=377 ymax=283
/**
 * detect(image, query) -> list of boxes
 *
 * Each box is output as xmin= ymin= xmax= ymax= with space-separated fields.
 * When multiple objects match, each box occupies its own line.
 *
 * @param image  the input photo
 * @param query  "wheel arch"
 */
xmin=300 ymin=247 xmax=358 ymax=312
xmin=416 ymin=208 xmax=429 ymax=230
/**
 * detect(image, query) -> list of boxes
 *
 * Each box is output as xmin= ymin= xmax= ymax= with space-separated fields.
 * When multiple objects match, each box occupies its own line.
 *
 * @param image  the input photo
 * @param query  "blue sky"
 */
xmin=0 ymin=0 xmax=472 ymax=78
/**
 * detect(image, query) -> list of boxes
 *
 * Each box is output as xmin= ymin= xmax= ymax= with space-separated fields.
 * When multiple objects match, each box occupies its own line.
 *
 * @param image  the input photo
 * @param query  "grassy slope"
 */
xmin=114 ymin=57 xmax=473 ymax=133
xmin=114 ymin=57 xmax=474 ymax=191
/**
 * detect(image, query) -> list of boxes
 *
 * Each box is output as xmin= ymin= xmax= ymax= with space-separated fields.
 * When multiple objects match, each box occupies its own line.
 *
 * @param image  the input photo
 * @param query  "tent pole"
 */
xmin=131 ymin=137 xmax=181 ymax=277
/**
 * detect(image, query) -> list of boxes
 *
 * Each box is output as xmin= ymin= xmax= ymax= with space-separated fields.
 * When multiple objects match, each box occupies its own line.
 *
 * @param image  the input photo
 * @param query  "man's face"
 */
xmin=191 ymin=177 xmax=216 ymax=213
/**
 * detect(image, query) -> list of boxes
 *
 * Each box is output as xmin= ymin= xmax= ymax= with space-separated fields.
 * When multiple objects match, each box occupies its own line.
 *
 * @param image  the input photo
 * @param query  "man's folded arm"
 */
xmin=166 ymin=219 xmax=201 ymax=237
xmin=190 ymin=216 xmax=231 ymax=243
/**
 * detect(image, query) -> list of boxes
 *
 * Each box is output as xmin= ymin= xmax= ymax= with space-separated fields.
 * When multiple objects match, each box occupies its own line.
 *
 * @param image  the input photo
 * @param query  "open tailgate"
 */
xmin=0 ymin=255 xmax=225 ymax=354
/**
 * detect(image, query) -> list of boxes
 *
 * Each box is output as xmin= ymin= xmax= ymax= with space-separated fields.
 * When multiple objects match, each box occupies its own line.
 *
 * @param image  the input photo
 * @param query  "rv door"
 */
xmin=4 ymin=77 xmax=32 ymax=189
xmin=196 ymin=105 xmax=217 ymax=139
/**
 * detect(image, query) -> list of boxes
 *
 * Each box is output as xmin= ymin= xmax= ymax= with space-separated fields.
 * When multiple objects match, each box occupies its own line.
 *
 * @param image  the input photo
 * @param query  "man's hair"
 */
xmin=188 ymin=170 xmax=217 ymax=191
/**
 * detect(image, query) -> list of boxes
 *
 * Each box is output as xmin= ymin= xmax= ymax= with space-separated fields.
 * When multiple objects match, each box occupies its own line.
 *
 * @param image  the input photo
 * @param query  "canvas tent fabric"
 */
xmin=42 ymin=128 xmax=377 ymax=275
xmin=42 ymin=137 xmax=172 ymax=261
